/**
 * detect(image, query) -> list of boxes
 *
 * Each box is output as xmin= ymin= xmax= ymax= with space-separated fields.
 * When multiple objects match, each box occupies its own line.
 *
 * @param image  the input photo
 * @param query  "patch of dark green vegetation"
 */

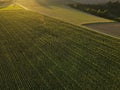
xmin=69 ymin=1 xmax=120 ymax=22
xmin=0 ymin=10 xmax=120 ymax=90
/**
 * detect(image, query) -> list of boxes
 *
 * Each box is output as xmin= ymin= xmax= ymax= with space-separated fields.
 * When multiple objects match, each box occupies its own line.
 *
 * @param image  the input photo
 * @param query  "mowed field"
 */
xmin=17 ymin=0 xmax=113 ymax=25
xmin=0 ymin=6 xmax=120 ymax=90
xmin=84 ymin=22 xmax=120 ymax=38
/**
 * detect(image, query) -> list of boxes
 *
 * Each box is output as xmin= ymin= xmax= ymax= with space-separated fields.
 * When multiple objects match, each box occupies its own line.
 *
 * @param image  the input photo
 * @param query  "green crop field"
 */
xmin=0 ymin=5 xmax=120 ymax=90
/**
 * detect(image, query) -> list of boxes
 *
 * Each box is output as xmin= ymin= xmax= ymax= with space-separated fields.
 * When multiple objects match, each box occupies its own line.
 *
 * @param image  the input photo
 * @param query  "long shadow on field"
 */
xmin=34 ymin=0 xmax=75 ymax=9
xmin=34 ymin=0 xmax=53 ymax=9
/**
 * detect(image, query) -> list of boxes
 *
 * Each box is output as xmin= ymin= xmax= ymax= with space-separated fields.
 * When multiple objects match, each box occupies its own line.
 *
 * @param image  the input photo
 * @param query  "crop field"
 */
xmin=0 ymin=5 xmax=120 ymax=90
xmin=16 ymin=0 xmax=112 ymax=25
xmin=0 ymin=4 xmax=22 ymax=10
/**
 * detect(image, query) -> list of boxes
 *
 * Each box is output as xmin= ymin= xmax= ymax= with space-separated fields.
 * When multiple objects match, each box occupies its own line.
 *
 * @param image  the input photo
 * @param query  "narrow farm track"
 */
xmin=0 ymin=10 xmax=120 ymax=90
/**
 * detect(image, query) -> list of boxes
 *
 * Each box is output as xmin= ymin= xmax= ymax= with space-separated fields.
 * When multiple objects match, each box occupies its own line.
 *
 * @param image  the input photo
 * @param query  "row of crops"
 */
xmin=0 ymin=9 xmax=120 ymax=90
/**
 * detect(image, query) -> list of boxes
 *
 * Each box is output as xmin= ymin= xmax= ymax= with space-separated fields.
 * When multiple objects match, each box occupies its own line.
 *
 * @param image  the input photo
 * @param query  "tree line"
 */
xmin=69 ymin=1 xmax=120 ymax=22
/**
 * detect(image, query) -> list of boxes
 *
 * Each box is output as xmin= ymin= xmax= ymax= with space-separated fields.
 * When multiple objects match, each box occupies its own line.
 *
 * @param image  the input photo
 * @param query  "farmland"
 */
xmin=16 ymin=0 xmax=112 ymax=25
xmin=0 ymin=5 xmax=120 ymax=89
xmin=84 ymin=22 xmax=120 ymax=37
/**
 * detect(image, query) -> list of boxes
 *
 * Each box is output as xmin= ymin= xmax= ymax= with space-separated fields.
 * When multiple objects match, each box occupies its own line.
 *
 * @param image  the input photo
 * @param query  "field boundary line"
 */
xmin=81 ymin=25 xmax=120 ymax=40
xmin=15 ymin=3 xmax=120 ymax=40
xmin=15 ymin=3 xmax=30 ymax=10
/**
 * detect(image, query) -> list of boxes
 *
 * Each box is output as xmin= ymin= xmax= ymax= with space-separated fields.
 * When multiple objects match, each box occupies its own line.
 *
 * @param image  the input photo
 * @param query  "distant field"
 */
xmin=84 ymin=22 xmax=120 ymax=37
xmin=0 ymin=5 xmax=120 ymax=89
xmin=16 ymin=0 xmax=112 ymax=25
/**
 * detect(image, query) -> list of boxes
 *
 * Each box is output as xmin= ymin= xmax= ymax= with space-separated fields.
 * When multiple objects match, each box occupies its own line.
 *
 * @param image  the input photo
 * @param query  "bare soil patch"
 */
xmin=84 ymin=22 xmax=120 ymax=38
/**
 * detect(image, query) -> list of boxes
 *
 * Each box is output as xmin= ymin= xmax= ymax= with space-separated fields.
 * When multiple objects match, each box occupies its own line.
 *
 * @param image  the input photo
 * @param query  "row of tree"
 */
xmin=69 ymin=1 xmax=120 ymax=21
